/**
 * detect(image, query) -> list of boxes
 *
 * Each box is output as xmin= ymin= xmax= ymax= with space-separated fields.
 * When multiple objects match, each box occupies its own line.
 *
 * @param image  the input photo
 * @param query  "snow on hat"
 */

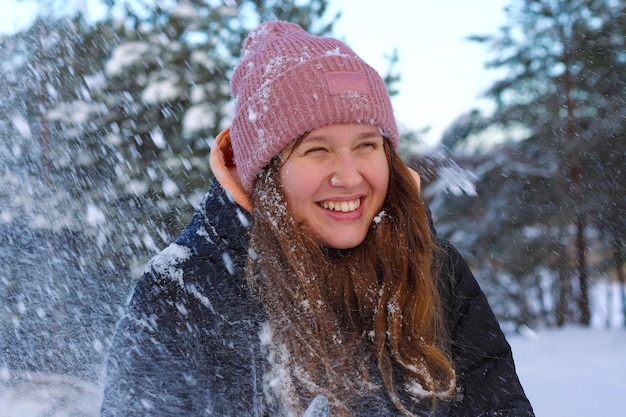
xmin=230 ymin=20 xmax=398 ymax=194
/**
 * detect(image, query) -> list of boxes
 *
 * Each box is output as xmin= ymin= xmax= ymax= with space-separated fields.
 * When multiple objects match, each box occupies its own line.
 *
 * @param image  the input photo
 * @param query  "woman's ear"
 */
xmin=408 ymin=168 xmax=421 ymax=191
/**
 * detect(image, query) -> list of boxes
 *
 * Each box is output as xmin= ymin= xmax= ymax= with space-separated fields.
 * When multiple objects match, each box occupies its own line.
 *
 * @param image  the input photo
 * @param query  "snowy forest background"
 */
xmin=0 ymin=0 xmax=624 ymax=415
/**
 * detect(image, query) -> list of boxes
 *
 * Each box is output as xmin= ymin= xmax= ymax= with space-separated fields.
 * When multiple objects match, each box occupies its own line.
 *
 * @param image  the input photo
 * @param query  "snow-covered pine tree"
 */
xmin=427 ymin=0 xmax=626 ymax=328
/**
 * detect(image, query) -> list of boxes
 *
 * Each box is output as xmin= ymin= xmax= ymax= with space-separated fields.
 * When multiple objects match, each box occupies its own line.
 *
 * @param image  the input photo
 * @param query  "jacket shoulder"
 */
xmin=133 ymin=180 xmax=256 ymax=323
xmin=435 ymin=240 xmax=535 ymax=416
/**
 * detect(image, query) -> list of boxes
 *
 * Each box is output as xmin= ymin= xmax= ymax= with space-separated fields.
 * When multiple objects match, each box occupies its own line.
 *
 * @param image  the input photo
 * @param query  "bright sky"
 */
xmin=1 ymin=0 xmax=510 ymax=145
xmin=328 ymin=0 xmax=510 ymax=145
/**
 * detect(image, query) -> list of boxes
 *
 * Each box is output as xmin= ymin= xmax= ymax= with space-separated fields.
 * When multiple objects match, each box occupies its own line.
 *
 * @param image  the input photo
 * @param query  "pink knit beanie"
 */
xmin=230 ymin=21 xmax=398 ymax=194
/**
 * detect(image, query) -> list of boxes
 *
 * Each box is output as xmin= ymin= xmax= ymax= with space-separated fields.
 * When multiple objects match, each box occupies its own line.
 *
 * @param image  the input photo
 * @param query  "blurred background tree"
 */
xmin=424 ymin=0 xmax=625 ymax=329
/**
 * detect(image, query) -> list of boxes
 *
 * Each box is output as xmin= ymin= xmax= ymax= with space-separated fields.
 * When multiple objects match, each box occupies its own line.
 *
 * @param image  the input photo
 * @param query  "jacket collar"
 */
xmin=209 ymin=128 xmax=253 ymax=213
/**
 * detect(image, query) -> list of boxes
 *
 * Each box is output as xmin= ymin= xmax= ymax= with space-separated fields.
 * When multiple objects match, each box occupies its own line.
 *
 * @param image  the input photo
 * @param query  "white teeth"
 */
xmin=321 ymin=199 xmax=360 ymax=212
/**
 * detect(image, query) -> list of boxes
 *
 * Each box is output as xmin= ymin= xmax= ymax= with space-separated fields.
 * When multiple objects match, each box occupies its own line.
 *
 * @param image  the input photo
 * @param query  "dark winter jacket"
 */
xmin=101 ymin=130 xmax=534 ymax=417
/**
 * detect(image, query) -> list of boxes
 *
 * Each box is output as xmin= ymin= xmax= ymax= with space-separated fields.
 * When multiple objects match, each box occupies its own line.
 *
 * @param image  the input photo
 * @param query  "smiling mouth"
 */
xmin=320 ymin=198 xmax=361 ymax=212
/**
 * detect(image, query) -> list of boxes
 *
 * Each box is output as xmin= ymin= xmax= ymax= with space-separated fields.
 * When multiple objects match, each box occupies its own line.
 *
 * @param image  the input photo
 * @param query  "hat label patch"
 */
xmin=325 ymin=72 xmax=369 ymax=95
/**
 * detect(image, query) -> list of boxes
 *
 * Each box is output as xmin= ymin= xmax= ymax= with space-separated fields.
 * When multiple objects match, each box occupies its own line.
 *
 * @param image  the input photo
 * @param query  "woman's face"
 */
xmin=279 ymin=123 xmax=390 ymax=249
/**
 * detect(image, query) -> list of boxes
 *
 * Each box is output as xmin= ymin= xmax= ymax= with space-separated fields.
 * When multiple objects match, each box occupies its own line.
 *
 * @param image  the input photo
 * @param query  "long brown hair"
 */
xmin=246 ymin=140 xmax=456 ymax=416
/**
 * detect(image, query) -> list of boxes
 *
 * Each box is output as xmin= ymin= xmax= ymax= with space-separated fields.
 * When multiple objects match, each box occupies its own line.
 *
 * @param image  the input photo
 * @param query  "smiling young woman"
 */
xmin=101 ymin=21 xmax=534 ymax=417
xmin=279 ymin=123 xmax=389 ymax=250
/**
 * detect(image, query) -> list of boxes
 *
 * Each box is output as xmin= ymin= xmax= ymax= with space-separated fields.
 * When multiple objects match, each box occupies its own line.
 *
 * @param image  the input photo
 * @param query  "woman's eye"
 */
xmin=304 ymin=147 xmax=327 ymax=155
xmin=358 ymin=142 xmax=378 ymax=150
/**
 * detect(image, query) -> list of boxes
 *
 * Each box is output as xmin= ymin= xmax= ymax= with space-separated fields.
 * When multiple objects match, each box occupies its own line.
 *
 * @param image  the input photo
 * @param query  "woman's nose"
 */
xmin=330 ymin=155 xmax=362 ymax=188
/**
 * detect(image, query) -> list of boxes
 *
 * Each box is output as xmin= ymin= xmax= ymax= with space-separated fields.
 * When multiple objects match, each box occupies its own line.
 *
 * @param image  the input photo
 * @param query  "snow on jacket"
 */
xmin=101 ymin=130 xmax=534 ymax=417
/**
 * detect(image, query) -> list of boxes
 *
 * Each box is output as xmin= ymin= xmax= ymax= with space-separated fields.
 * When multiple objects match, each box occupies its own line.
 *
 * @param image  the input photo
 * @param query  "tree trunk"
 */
xmin=576 ymin=215 xmax=590 ymax=325
xmin=555 ymin=246 xmax=571 ymax=327
xmin=613 ymin=236 xmax=626 ymax=327
xmin=561 ymin=25 xmax=589 ymax=326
